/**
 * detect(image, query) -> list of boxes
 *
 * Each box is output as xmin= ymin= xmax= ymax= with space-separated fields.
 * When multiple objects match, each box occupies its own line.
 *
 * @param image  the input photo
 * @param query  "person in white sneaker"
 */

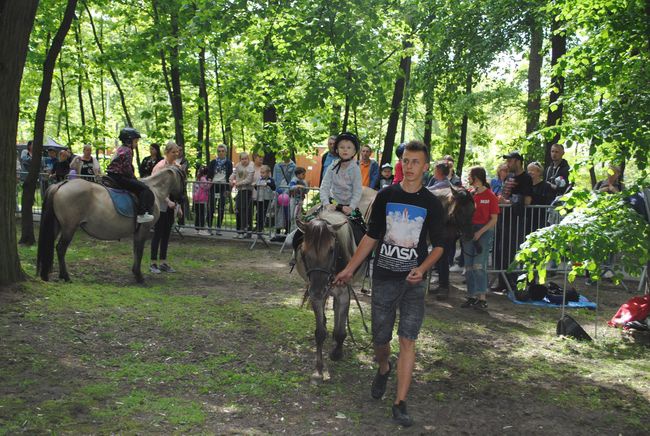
xmin=106 ymin=128 xmax=155 ymax=224
xmin=150 ymin=142 xmax=183 ymax=273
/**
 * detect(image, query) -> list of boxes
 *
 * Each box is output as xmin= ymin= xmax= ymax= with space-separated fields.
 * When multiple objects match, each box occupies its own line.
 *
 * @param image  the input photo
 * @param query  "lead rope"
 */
xmin=346 ymin=284 xmax=372 ymax=350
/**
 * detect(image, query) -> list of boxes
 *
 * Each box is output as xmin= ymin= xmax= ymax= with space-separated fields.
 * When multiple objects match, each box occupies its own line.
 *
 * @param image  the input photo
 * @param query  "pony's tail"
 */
xmin=37 ymin=184 xmax=59 ymax=281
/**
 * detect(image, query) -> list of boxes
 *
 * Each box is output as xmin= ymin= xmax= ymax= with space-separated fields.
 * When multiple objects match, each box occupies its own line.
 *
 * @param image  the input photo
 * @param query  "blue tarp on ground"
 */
xmin=507 ymin=291 xmax=597 ymax=310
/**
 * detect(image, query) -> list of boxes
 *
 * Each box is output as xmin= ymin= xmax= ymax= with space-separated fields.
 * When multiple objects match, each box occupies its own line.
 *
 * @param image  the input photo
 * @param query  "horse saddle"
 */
xmin=103 ymin=185 xmax=137 ymax=218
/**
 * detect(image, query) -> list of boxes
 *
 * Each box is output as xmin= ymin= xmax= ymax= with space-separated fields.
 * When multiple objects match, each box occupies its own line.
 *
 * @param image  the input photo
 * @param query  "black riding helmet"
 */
xmin=119 ymin=127 xmax=141 ymax=145
xmin=331 ymin=132 xmax=360 ymax=174
xmin=334 ymin=132 xmax=360 ymax=155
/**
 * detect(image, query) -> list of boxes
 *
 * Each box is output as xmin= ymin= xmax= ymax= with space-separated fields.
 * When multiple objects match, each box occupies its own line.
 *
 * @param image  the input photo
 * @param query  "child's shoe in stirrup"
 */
xmin=137 ymin=212 xmax=154 ymax=223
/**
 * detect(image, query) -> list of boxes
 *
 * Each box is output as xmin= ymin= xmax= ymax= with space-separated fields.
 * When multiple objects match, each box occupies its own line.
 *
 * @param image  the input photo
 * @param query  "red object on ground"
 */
xmin=608 ymin=295 xmax=650 ymax=328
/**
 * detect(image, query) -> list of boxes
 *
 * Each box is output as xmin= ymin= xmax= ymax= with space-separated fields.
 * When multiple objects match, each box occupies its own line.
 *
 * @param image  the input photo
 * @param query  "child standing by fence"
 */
xmin=193 ymin=166 xmax=211 ymax=235
xmin=254 ymin=165 xmax=276 ymax=234
xmin=230 ymin=152 xmax=255 ymax=238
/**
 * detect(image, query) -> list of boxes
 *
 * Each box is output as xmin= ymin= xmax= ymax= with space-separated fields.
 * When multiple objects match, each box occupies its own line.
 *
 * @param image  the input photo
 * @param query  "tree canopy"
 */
xmin=13 ymin=0 xmax=648 ymax=181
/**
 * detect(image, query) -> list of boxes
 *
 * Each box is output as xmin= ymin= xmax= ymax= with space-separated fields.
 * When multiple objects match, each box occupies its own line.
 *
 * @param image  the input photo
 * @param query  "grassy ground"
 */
xmin=1 ymin=232 xmax=648 ymax=434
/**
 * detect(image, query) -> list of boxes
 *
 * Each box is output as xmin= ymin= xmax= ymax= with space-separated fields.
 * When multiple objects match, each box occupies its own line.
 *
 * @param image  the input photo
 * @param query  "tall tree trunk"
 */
xmin=85 ymin=70 xmax=98 ymax=142
xmin=74 ymin=20 xmax=86 ymax=142
xmin=589 ymin=167 xmax=597 ymax=188
xmin=342 ymin=94 xmax=350 ymax=132
xmin=526 ymin=16 xmax=543 ymax=135
xmin=423 ymin=92 xmax=434 ymax=151
xmin=85 ymin=4 xmax=138 ymax=161
xmin=330 ymin=104 xmax=341 ymax=135
xmin=59 ymin=56 xmax=72 ymax=145
xmin=240 ymin=125 xmax=246 ymax=152
xmin=457 ymin=71 xmax=472 ymax=177
xmin=399 ymin=54 xmax=412 ymax=144
xmin=381 ymin=40 xmax=412 ymax=165
xmin=262 ymin=105 xmax=277 ymax=169
xmin=214 ymin=52 xmax=227 ymax=144
xmin=225 ymin=121 xmax=233 ymax=159
xmin=197 ymin=98 xmax=204 ymax=167
xmin=20 ymin=0 xmax=78 ymax=246
xmin=198 ymin=46 xmax=210 ymax=164
xmin=0 ymin=0 xmax=40 ymax=284
xmin=56 ymin=81 xmax=64 ymax=137
xmin=99 ymin=65 xmax=106 ymax=145
xmin=544 ymin=19 xmax=566 ymax=166
xmin=168 ymin=8 xmax=185 ymax=149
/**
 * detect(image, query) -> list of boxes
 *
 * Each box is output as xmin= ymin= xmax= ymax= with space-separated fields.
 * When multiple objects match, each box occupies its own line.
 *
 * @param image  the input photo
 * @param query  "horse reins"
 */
xmin=299 ymin=237 xmax=370 ymax=347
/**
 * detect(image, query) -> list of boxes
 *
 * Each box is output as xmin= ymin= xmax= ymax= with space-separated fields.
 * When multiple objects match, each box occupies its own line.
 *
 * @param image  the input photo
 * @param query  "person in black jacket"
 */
xmin=318 ymin=135 xmax=338 ymax=185
xmin=139 ymin=143 xmax=162 ymax=177
xmin=206 ymin=144 xmax=233 ymax=234
xmin=544 ymin=143 xmax=571 ymax=197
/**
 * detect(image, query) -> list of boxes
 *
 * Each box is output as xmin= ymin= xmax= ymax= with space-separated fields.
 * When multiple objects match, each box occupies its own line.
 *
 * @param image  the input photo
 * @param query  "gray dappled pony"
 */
xmin=37 ymin=166 xmax=185 ymax=283
xmin=295 ymin=187 xmax=376 ymax=382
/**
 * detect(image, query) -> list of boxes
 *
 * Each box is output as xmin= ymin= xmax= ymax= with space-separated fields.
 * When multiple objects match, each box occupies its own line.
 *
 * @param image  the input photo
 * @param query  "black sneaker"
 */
xmin=461 ymin=297 xmax=478 ymax=308
xmin=474 ymin=300 xmax=488 ymax=310
xmin=371 ymin=361 xmax=391 ymax=399
xmin=392 ymin=401 xmax=413 ymax=427
xmin=159 ymin=263 xmax=175 ymax=273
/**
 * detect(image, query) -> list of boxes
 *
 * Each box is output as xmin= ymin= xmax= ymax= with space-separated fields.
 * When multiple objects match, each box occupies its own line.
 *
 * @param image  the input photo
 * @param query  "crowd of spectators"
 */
xmin=17 ymin=135 xmax=641 ymax=289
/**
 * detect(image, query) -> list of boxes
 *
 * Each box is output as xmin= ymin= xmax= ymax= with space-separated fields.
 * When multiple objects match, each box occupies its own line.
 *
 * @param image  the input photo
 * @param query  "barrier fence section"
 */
xmin=177 ymin=180 xmax=321 ymax=239
xmin=488 ymin=204 xmax=557 ymax=275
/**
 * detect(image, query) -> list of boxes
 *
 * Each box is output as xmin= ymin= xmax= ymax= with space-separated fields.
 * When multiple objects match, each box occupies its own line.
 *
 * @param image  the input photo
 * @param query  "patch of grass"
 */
xmin=201 ymin=363 xmax=304 ymax=398
xmin=93 ymin=390 xmax=206 ymax=429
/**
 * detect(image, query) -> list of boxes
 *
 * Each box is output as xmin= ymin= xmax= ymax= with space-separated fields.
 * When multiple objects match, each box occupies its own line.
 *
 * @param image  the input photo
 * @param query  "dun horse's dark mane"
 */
xmin=303 ymin=219 xmax=334 ymax=255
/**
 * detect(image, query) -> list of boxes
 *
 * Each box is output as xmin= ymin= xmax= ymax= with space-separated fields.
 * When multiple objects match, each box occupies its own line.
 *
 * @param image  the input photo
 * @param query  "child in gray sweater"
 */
xmin=320 ymin=132 xmax=362 ymax=215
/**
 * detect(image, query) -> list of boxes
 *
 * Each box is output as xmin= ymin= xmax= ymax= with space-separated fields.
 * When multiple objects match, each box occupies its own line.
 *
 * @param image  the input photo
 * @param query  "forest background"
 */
xmin=14 ymin=0 xmax=650 ymax=182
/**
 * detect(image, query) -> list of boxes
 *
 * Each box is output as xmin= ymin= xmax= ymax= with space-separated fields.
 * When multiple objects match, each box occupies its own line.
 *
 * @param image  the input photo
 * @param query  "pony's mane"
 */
xmin=302 ymin=219 xmax=333 ymax=256
xmin=302 ymin=210 xmax=352 ymax=258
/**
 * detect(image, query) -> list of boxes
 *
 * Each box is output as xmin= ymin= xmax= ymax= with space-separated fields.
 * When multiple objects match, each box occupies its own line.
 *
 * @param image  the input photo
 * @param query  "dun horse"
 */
xmin=428 ymin=184 xmax=475 ymax=241
xmin=37 ymin=166 xmax=185 ymax=283
xmin=426 ymin=185 xmax=476 ymax=297
xmin=295 ymin=188 xmax=376 ymax=382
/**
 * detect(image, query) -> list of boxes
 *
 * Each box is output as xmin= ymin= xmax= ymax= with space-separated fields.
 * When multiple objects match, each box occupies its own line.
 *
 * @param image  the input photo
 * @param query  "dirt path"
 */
xmin=1 ymin=233 xmax=648 ymax=434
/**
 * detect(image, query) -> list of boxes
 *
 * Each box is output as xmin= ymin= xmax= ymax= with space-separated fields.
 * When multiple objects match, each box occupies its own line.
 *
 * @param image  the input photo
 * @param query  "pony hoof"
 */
xmin=310 ymin=370 xmax=331 ymax=384
xmin=59 ymin=275 xmax=70 ymax=282
xmin=310 ymin=371 xmax=324 ymax=385
xmin=330 ymin=348 xmax=343 ymax=361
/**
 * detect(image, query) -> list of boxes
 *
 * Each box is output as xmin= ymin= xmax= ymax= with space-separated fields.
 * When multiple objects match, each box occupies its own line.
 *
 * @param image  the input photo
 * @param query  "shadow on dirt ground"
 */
xmin=1 ymin=232 xmax=648 ymax=434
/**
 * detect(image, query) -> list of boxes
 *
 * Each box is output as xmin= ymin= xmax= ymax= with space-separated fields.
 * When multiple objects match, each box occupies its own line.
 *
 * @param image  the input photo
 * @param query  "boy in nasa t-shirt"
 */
xmin=369 ymin=185 xmax=444 ymax=279
xmin=333 ymin=141 xmax=444 ymax=427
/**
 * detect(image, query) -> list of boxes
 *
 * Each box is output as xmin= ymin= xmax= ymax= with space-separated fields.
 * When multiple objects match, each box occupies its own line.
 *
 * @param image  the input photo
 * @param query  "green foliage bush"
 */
xmin=516 ymin=188 xmax=650 ymax=286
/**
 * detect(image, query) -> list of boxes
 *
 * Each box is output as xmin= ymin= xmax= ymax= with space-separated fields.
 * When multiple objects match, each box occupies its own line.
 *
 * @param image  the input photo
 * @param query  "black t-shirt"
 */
xmin=367 ymin=183 xmax=444 ymax=280
xmin=79 ymin=158 xmax=95 ymax=176
xmin=531 ymin=181 xmax=555 ymax=205
xmin=503 ymin=171 xmax=533 ymax=200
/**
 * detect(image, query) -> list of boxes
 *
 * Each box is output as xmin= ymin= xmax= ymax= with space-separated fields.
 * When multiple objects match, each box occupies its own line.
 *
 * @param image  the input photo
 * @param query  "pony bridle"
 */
xmin=302 ymin=240 xmax=340 ymax=287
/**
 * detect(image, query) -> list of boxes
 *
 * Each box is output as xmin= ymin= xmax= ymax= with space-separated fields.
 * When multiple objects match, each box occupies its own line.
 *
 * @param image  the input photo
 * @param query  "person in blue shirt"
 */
xmin=319 ymin=135 xmax=338 ymax=185
xmin=490 ymin=163 xmax=508 ymax=196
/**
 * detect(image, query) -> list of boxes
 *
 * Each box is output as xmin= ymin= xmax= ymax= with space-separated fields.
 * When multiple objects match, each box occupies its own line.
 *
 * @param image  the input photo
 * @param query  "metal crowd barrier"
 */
xmin=488 ymin=204 xmax=557 ymax=275
xmin=177 ymin=181 xmax=319 ymax=242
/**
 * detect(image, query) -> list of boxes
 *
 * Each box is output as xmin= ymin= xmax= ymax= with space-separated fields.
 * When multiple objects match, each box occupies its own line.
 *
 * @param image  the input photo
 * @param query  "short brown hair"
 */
xmin=404 ymin=140 xmax=430 ymax=162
